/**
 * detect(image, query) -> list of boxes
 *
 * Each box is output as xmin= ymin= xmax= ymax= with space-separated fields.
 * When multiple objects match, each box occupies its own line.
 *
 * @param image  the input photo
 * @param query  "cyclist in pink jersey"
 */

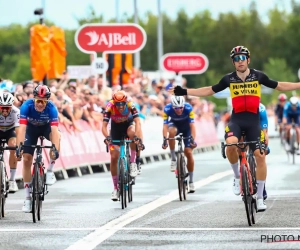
xmin=102 ymin=91 xmax=144 ymax=201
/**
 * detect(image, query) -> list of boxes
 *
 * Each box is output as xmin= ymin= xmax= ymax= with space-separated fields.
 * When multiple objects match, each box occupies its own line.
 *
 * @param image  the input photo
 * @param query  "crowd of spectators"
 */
xmin=0 ymin=68 xmax=216 ymax=130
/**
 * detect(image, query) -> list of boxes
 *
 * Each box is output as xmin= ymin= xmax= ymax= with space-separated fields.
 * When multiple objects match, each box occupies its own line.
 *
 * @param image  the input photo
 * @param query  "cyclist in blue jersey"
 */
xmin=282 ymin=96 xmax=300 ymax=153
xmin=259 ymin=103 xmax=269 ymax=201
xmin=162 ymin=96 xmax=197 ymax=192
xmin=16 ymin=85 xmax=60 ymax=213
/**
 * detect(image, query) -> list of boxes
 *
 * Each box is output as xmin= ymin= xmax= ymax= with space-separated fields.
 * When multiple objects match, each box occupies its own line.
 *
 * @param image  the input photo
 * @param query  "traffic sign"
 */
xmin=160 ymin=53 xmax=209 ymax=74
xmin=91 ymin=57 xmax=108 ymax=74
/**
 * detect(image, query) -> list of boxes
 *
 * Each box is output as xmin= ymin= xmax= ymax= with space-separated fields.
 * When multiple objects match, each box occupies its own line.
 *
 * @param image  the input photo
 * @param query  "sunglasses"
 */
xmin=233 ymin=55 xmax=247 ymax=62
xmin=34 ymin=99 xmax=48 ymax=105
xmin=0 ymin=106 xmax=11 ymax=112
xmin=115 ymin=102 xmax=126 ymax=107
xmin=173 ymin=107 xmax=184 ymax=110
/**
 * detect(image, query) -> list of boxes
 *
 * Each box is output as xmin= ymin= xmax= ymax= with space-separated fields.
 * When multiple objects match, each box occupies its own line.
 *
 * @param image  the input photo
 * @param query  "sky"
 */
xmin=0 ymin=0 xmax=294 ymax=29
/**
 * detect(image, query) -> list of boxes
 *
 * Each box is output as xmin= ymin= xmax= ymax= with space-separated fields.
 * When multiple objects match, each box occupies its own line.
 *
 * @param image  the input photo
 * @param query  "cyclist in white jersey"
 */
xmin=0 ymin=92 xmax=20 ymax=192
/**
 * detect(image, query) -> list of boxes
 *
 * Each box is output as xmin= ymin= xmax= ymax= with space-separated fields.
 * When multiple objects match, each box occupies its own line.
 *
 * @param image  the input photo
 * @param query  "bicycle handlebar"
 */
xmin=164 ymin=133 xmax=193 ymax=141
xmin=221 ymin=138 xmax=263 ymax=159
xmin=19 ymin=142 xmax=56 ymax=150
xmin=105 ymin=139 xmax=139 ymax=153
xmin=0 ymin=146 xmax=17 ymax=151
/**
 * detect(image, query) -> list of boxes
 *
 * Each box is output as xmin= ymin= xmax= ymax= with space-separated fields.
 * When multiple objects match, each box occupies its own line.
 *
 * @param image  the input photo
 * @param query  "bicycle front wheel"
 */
xmin=37 ymin=165 xmax=45 ymax=221
xmin=0 ymin=162 xmax=4 ymax=219
xmin=119 ymin=158 xmax=126 ymax=209
xmin=176 ymin=153 xmax=183 ymax=201
xmin=32 ymin=163 xmax=40 ymax=223
xmin=242 ymin=164 xmax=252 ymax=226
xmin=290 ymin=128 xmax=296 ymax=164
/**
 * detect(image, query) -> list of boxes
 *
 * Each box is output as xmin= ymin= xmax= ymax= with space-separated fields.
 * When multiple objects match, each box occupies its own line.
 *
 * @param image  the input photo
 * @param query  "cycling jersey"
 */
xmin=163 ymin=103 xmax=195 ymax=125
xmin=212 ymin=69 xmax=278 ymax=114
xmin=283 ymin=101 xmax=300 ymax=125
xmin=0 ymin=106 xmax=20 ymax=132
xmin=103 ymin=100 xmax=139 ymax=123
xmin=275 ymin=103 xmax=284 ymax=121
xmin=259 ymin=103 xmax=268 ymax=129
xmin=163 ymin=103 xmax=195 ymax=148
xmin=283 ymin=102 xmax=300 ymax=117
xmin=19 ymin=99 xmax=59 ymax=126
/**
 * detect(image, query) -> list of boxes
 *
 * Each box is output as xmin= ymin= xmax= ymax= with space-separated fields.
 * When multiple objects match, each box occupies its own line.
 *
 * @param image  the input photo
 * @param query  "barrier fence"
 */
xmin=4 ymin=116 xmax=220 ymax=181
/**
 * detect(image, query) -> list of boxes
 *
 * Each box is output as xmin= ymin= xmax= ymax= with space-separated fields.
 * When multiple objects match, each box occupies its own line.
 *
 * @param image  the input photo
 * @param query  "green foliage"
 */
xmin=0 ymin=1 xmax=300 ymax=105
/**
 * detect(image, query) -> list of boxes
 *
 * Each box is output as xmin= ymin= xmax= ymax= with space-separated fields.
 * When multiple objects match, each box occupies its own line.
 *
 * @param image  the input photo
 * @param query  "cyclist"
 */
xmin=275 ymin=93 xmax=287 ymax=137
xmin=170 ymin=45 xmax=300 ymax=212
xmin=0 ymin=92 xmax=20 ymax=193
xmin=102 ymin=90 xmax=144 ymax=201
xmin=16 ymin=85 xmax=60 ymax=213
xmin=259 ymin=103 xmax=269 ymax=200
xmin=282 ymin=96 xmax=300 ymax=153
xmin=162 ymin=96 xmax=197 ymax=192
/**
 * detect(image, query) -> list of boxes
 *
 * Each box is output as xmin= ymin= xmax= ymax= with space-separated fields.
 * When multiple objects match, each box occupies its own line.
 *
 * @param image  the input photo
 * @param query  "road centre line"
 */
xmin=65 ymin=170 xmax=232 ymax=250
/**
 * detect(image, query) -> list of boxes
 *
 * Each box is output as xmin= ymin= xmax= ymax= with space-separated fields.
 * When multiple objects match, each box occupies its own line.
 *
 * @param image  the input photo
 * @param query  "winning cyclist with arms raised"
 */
xmin=16 ymin=85 xmax=60 ymax=212
xmin=170 ymin=45 xmax=300 ymax=212
xmin=102 ymin=91 xmax=144 ymax=201
xmin=162 ymin=96 xmax=197 ymax=192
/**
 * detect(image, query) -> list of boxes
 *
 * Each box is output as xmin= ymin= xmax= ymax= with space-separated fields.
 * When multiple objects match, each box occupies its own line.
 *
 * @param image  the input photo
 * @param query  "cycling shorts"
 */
xmin=110 ymin=118 xmax=134 ymax=146
xmin=168 ymin=121 xmax=192 ymax=148
xmin=0 ymin=128 xmax=16 ymax=143
xmin=224 ymin=112 xmax=264 ymax=152
xmin=24 ymin=124 xmax=51 ymax=155
xmin=286 ymin=114 xmax=300 ymax=125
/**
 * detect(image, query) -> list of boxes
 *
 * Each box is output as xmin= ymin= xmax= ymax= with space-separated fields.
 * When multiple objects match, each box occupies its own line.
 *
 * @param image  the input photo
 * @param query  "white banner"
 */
xmin=67 ymin=65 xmax=93 ymax=79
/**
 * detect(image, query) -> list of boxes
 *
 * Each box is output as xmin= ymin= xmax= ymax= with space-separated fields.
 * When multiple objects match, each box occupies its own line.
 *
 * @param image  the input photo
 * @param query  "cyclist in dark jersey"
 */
xmin=275 ymin=93 xmax=287 ymax=137
xmin=169 ymin=45 xmax=300 ymax=212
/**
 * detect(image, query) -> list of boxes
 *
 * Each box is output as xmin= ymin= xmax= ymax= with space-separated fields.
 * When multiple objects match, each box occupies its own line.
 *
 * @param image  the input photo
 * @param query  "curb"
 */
xmin=14 ymin=143 xmax=220 ymax=190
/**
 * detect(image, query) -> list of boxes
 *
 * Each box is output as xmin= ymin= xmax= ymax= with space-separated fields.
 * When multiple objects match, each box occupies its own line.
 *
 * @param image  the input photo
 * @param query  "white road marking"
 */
xmin=1 ymin=227 xmax=300 ymax=232
xmin=65 ymin=170 xmax=232 ymax=250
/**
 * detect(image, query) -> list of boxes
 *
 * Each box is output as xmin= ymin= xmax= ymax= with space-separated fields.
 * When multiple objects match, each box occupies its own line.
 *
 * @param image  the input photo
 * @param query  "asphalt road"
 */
xmin=1 ymin=138 xmax=300 ymax=250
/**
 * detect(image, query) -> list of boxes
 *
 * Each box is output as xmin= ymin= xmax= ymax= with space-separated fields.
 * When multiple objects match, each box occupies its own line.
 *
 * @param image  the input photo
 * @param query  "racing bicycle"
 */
xmin=164 ymin=133 xmax=192 ymax=201
xmin=221 ymin=137 xmax=263 ymax=226
xmin=106 ymin=136 xmax=139 ymax=209
xmin=19 ymin=137 xmax=56 ymax=223
xmin=0 ymin=139 xmax=17 ymax=219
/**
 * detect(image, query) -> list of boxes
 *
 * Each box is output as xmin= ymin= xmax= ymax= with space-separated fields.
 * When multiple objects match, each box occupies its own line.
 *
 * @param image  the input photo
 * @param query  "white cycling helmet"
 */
xmin=0 ymin=92 xmax=14 ymax=106
xmin=171 ymin=96 xmax=185 ymax=107
xmin=290 ymin=96 xmax=298 ymax=106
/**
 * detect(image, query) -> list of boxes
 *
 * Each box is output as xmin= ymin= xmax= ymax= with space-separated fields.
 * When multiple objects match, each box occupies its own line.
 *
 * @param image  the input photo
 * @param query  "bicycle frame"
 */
xmin=221 ymin=140 xmax=263 ymax=197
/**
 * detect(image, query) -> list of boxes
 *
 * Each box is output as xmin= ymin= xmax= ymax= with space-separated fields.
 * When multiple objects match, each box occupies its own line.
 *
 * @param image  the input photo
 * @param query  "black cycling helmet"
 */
xmin=230 ymin=45 xmax=250 ymax=59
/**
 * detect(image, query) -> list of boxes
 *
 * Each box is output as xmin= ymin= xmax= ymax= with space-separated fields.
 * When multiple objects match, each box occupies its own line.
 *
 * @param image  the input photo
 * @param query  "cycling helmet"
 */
xmin=33 ymin=85 xmax=51 ymax=99
xmin=0 ymin=92 xmax=14 ymax=106
xmin=112 ymin=90 xmax=127 ymax=103
xmin=230 ymin=46 xmax=250 ymax=59
xmin=171 ymin=96 xmax=185 ymax=107
xmin=278 ymin=93 xmax=287 ymax=101
xmin=290 ymin=96 xmax=298 ymax=106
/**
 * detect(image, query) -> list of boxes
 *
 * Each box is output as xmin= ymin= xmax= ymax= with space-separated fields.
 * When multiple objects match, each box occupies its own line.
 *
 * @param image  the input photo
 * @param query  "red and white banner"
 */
xmin=4 ymin=117 xmax=219 ymax=180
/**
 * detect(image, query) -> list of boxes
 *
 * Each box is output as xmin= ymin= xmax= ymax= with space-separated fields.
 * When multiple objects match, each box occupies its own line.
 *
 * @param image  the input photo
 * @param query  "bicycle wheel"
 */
xmin=119 ymin=158 xmax=126 ymax=209
xmin=0 ymin=162 xmax=4 ymax=219
xmin=176 ymin=153 xmax=183 ymax=201
xmin=128 ymin=172 xmax=133 ymax=203
xmin=32 ymin=163 xmax=39 ymax=223
xmin=241 ymin=164 xmax=252 ymax=226
xmin=37 ymin=164 xmax=45 ymax=221
xmin=181 ymin=156 xmax=188 ymax=200
xmin=248 ymin=153 xmax=257 ymax=195
xmin=290 ymin=128 xmax=296 ymax=164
